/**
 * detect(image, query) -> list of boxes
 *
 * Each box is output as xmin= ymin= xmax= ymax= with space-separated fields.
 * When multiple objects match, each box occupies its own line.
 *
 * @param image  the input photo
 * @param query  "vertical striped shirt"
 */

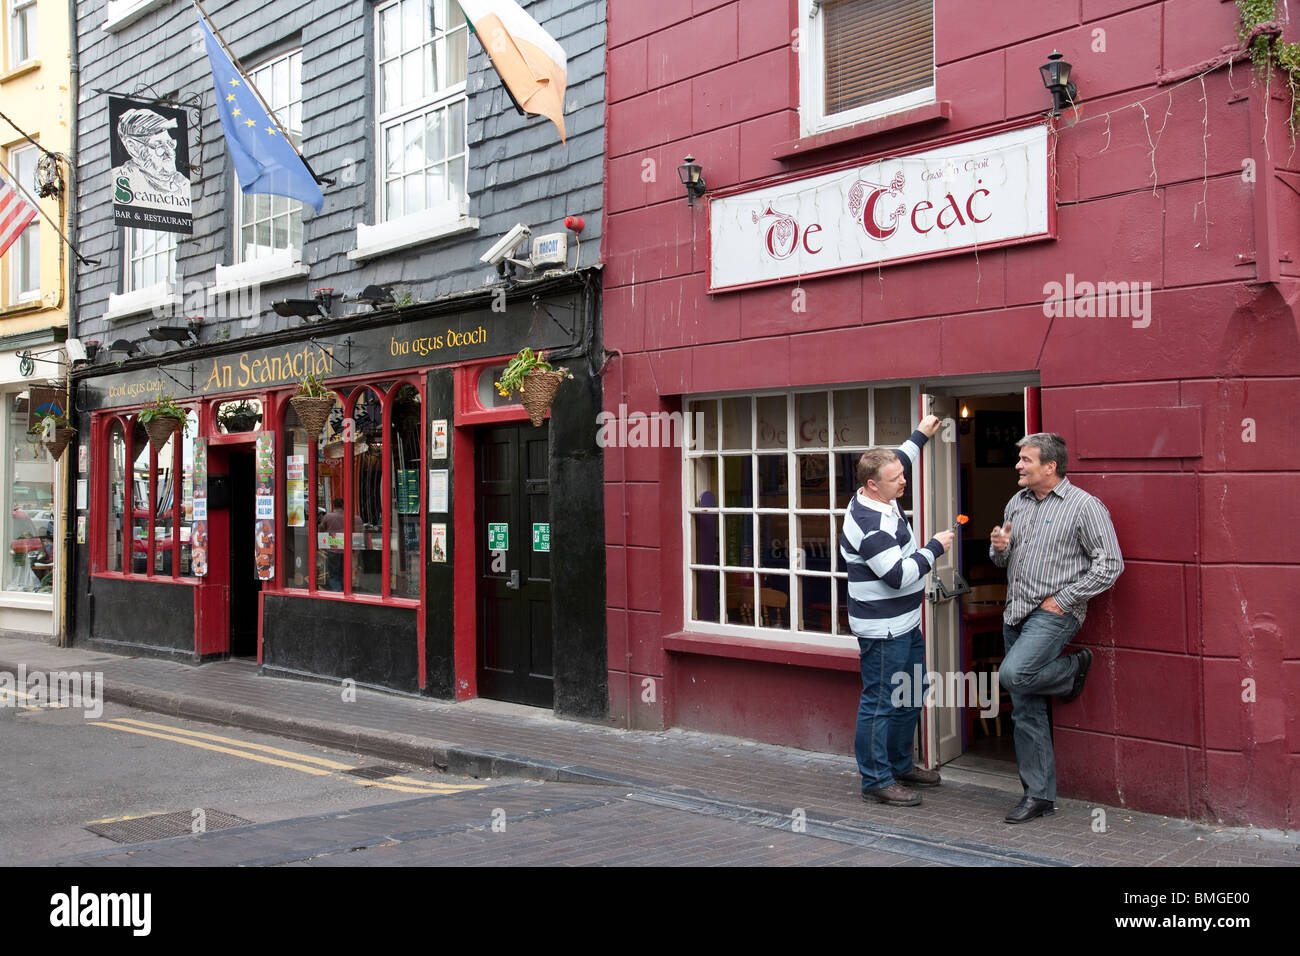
xmin=839 ymin=431 xmax=944 ymax=639
xmin=990 ymin=477 xmax=1124 ymax=626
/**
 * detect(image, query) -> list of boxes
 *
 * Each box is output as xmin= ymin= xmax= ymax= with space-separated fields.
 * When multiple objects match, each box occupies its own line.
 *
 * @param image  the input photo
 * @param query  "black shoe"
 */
xmin=1059 ymin=648 xmax=1093 ymax=703
xmin=1004 ymin=795 xmax=1055 ymax=824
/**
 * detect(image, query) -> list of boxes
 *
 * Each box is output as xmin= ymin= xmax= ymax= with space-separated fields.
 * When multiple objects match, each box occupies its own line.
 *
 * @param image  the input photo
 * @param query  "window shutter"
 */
xmin=823 ymin=0 xmax=933 ymax=116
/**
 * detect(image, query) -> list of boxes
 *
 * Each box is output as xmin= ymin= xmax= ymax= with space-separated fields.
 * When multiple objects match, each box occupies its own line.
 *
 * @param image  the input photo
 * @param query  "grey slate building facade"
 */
xmin=66 ymin=0 xmax=608 ymax=717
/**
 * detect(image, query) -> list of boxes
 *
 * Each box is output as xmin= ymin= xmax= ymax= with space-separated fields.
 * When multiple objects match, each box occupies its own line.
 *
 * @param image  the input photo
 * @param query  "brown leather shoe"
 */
xmin=863 ymin=782 xmax=922 ymax=806
xmin=896 ymin=767 xmax=941 ymax=788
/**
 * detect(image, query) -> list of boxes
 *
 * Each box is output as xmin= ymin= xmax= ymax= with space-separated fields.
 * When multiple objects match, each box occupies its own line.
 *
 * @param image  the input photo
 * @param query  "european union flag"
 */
xmin=197 ymin=12 xmax=324 ymax=213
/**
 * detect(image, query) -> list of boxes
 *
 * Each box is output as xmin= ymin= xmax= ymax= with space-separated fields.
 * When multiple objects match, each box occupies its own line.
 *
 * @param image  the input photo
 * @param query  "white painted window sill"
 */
xmin=214 ymin=248 xmax=310 ymax=294
xmin=104 ymin=281 xmax=180 ymax=322
xmin=0 ymin=591 xmax=54 ymax=610
xmin=103 ymin=0 xmax=168 ymax=32
xmin=349 ymin=209 xmax=479 ymax=262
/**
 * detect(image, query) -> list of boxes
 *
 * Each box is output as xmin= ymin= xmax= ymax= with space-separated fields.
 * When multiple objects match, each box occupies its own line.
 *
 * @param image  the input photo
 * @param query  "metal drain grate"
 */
xmin=342 ymin=764 xmax=407 ymax=780
xmin=86 ymin=809 xmax=251 ymax=844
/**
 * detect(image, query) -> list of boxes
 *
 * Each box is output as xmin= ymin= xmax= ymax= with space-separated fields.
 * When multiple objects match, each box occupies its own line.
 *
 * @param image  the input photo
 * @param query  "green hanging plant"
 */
xmin=1238 ymin=0 xmax=1300 ymax=130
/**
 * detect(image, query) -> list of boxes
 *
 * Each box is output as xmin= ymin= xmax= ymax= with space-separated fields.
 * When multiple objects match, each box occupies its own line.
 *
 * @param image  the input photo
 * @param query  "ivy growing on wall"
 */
xmin=1238 ymin=0 xmax=1300 ymax=128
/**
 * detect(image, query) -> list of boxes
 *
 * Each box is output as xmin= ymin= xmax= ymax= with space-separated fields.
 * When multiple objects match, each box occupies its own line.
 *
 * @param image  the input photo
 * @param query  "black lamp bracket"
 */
xmin=533 ymin=296 xmax=577 ymax=338
xmin=307 ymin=336 xmax=354 ymax=371
xmin=158 ymin=364 xmax=196 ymax=394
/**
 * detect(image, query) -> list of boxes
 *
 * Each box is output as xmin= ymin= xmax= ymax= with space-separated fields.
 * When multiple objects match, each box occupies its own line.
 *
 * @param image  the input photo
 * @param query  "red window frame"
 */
xmin=93 ymin=406 xmax=197 ymax=581
xmin=267 ymin=375 xmax=424 ymax=605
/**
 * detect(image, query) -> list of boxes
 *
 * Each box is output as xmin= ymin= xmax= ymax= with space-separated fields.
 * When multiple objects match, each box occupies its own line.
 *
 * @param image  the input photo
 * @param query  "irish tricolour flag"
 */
xmin=458 ymin=0 xmax=568 ymax=142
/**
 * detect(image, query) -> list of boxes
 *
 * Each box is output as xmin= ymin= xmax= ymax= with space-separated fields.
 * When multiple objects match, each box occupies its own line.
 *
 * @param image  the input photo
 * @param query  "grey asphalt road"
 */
xmin=0 ymin=697 xmax=1064 ymax=867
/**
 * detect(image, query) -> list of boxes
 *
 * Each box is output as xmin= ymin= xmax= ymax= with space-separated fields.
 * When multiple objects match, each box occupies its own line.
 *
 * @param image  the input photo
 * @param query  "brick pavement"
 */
xmin=2 ymin=636 xmax=1296 ymax=867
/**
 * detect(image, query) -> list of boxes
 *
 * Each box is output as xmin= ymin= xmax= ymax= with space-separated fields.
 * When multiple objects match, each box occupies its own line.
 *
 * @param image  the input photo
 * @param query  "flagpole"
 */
xmin=0 ymin=155 xmax=99 ymax=268
xmin=191 ymin=0 xmax=334 ymax=186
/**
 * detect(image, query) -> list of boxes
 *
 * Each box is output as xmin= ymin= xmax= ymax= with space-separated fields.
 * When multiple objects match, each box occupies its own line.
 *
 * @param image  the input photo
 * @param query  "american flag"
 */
xmin=0 ymin=171 xmax=38 ymax=260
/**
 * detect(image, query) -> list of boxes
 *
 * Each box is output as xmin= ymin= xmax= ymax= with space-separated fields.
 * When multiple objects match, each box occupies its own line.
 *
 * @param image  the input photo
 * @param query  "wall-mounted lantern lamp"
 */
xmin=678 ymin=155 xmax=707 ymax=207
xmin=1040 ymin=51 xmax=1077 ymax=116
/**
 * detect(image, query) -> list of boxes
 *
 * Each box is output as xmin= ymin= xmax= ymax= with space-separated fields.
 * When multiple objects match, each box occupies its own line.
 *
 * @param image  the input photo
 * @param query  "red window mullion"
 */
xmin=145 ymin=438 xmax=157 ymax=578
xmin=342 ymin=388 xmax=354 ymax=597
xmin=307 ymin=402 xmax=318 ymax=593
xmin=380 ymin=386 xmax=391 ymax=599
xmin=171 ymin=422 xmax=183 ymax=577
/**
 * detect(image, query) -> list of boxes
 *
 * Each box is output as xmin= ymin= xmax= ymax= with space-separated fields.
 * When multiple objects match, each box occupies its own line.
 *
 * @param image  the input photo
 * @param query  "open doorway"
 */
xmin=951 ymin=393 xmax=1025 ymax=771
xmin=228 ymin=448 xmax=260 ymax=658
xmin=921 ymin=382 xmax=1035 ymax=778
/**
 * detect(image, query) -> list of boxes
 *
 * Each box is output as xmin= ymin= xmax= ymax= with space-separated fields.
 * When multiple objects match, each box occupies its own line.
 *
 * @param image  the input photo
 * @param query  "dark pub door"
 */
xmin=475 ymin=423 xmax=553 ymax=707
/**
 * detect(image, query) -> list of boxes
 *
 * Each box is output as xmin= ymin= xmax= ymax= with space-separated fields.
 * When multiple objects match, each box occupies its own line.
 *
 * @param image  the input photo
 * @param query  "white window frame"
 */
xmin=233 ymin=48 xmax=305 ymax=268
xmin=798 ymin=0 xmax=935 ymax=137
xmin=105 ymin=227 xmax=179 ymax=321
xmin=7 ymin=0 xmax=37 ymax=68
xmin=102 ymin=0 xmax=168 ymax=34
xmin=354 ymin=0 xmax=476 ymax=259
xmin=682 ymin=384 xmax=919 ymax=649
xmin=7 ymin=143 xmax=39 ymax=304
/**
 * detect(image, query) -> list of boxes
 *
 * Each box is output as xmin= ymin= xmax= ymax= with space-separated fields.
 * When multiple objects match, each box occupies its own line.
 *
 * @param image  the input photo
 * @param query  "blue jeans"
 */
xmin=855 ymin=627 xmax=925 ymax=792
xmin=1000 ymin=609 xmax=1083 ymax=802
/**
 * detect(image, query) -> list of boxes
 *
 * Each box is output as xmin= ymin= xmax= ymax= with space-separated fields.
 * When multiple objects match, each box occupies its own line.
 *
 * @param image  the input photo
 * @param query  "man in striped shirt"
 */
xmin=991 ymin=432 xmax=1123 ymax=824
xmin=841 ymin=413 xmax=953 ymax=807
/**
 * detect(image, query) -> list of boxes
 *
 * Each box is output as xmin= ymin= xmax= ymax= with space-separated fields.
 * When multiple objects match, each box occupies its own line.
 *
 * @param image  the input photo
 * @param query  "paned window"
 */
xmin=123 ymin=227 xmax=176 ymax=292
xmin=100 ymin=408 xmax=197 ymax=578
xmin=685 ymin=386 xmax=916 ymax=640
xmin=8 ymin=0 xmax=37 ymax=67
xmin=237 ymin=49 xmax=304 ymax=262
xmin=375 ymin=0 xmax=468 ymax=223
xmin=798 ymin=0 xmax=934 ymax=135
xmin=7 ymin=144 xmax=39 ymax=303
xmin=282 ymin=379 xmax=422 ymax=601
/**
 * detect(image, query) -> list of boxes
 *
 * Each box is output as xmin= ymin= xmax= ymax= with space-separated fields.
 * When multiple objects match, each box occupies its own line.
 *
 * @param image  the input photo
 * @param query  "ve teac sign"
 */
xmin=708 ymin=124 xmax=1052 ymax=292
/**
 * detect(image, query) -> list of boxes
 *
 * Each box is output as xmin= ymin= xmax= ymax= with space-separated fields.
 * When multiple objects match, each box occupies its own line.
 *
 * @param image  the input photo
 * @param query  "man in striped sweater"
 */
xmin=841 ymin=413 xmax=953 ymax=807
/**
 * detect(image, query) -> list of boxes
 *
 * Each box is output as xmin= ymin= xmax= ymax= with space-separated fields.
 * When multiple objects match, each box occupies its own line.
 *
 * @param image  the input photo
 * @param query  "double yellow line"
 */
xmin=0 ymin=686 xmax=66 ymax=710
xmin=91 ymin=717 xmax=484 ymax=795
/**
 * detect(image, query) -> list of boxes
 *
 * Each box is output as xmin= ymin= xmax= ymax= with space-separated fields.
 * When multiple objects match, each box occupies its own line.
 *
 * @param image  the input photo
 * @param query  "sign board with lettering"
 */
xmin=532 ymin=523 xmax=550 ymax=552
xmin=488 ymin=523 xmax=508 ymax=551
xmin=708 ymin=124 xmax=1052 ymax=292
xmin=108 ymin=96 xmax=193 ymax=235
xmin=80 ymin=288 xmax=580 ymax=410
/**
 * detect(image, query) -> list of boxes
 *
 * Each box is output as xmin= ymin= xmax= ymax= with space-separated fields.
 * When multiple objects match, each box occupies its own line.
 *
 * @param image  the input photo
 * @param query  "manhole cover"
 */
xmin=86 ymin=809 xmax=251 ymax=844
xmin=342 ymin=765 xmax=407 ymax=780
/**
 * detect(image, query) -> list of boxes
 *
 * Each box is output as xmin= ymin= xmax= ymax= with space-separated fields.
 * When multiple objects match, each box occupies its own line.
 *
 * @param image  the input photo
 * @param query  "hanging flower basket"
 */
xmin=497 ymin=348 xmax=572 ymax=428
xmin=45 ymin=427 xmax=76 ymax=461
xmin=291 ymin=373 xmax=337 ymax=438
xmin=291 ymin=395 xmax=336 ymax=438
xmin=144 ymin=415 xmax=184 ymax=453
xmin=520 ymin=369 xmax=566 ymax=427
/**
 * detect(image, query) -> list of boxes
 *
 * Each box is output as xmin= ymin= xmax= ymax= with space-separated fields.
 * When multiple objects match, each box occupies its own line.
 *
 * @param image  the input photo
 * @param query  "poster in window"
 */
xmin=254 ymin=433 xmax=274 ymax=580
xmin=108 ymin=96 xmax=193 ymax=235
xmin=191 ymin=437 xmax=208 ymax=577
xmin=431 ymin=419 xmax=448 ymax=460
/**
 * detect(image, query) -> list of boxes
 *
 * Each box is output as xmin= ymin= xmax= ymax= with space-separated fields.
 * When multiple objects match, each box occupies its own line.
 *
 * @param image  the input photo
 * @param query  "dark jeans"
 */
xmin=854 ymin=627 xmax=925 ymax=792
xmin=1000 ymin=609 xmax=1084 ymax=802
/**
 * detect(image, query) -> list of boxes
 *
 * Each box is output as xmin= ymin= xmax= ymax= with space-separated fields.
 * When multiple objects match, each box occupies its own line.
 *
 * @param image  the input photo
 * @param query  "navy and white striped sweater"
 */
xmin=838 ymin=430 xmax=944 ymax=639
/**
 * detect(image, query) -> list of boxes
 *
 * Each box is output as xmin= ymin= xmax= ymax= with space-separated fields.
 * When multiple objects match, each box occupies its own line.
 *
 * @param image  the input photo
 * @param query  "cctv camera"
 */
xmin=480 ymin=224 xmax=532 ymax=267
xmin=65 ymin=338 xmax=88 ymax=364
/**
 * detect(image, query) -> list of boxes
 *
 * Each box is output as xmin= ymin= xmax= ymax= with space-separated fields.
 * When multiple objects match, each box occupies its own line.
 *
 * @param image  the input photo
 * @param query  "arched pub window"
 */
xmin=276 ymin=378 xmax=422 ymax=602
xmin=96 ymin=406 xmax=198 ymax=579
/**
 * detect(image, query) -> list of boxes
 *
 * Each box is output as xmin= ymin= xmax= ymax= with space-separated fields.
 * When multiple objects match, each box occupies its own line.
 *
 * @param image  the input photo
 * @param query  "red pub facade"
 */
xmin=602 ymin=0 xmax=1300 ymax=828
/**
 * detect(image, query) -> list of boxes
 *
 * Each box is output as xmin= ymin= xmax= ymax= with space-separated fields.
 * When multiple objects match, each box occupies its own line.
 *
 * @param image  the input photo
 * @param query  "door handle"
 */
xmin=507 ymin=569 xmax=521 ymax=589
